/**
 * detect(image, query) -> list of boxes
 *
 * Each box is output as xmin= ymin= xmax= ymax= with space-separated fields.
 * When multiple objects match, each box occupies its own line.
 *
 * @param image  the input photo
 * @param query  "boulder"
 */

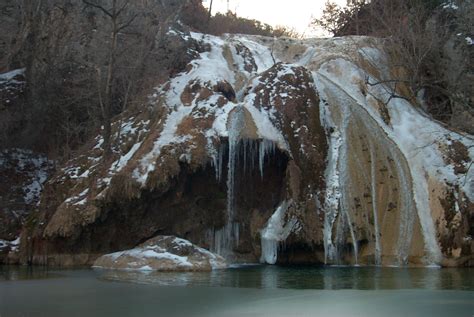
xmin=93 ymin=236 xmax=227 ymax=272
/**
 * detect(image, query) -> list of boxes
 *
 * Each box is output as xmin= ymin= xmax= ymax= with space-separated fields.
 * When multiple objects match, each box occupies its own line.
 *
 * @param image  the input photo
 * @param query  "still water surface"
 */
xmin=1 ymin=265 xmax=473 ymax=316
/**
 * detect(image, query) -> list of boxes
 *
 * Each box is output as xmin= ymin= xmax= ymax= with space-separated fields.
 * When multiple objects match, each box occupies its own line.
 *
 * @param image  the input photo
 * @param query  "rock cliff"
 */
xmin=18 ymin=31 xmax=474 ymax=267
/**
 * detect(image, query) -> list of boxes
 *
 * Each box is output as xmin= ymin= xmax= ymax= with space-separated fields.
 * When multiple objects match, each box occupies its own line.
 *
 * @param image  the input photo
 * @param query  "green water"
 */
xmin=1 ymin=265 xmax=473 ymax=316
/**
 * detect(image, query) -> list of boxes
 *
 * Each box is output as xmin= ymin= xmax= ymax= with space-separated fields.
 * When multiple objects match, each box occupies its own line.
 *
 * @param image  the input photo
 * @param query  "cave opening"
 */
xmin=83 ymin=138 xmax=289 ymax=263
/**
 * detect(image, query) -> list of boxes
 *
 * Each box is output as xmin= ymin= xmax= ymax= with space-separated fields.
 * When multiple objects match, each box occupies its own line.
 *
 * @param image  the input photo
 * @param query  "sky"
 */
xmin=203 ymin=0 xmax=348 ymax=37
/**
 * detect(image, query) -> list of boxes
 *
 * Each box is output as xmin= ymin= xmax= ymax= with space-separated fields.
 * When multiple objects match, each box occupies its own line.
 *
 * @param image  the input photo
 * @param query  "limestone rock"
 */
xmin=21 ymin=32 xmax=473 ymax=268
xmin=93 ymin=236 xmax=226 ymax=272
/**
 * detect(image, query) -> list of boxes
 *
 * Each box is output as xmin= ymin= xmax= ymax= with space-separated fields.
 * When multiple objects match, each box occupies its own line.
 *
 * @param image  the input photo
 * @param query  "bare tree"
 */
xmin=208 ymin=0 xmax=214 ymax=23
xmin=82 ymin=0 xmax=137 ymax=158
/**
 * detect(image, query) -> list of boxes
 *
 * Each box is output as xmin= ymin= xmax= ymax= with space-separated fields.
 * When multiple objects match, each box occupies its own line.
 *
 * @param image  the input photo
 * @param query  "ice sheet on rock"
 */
xmin=236 ymin=36 xmax=276 ymax=71
xmin=315 ymin=54 xmax=473 ymax=264
xmin=110 ymin=142 xmax=143 ymax=173
xmin=133 ymin=32 xmax=239 ymax=186
xmin=243 ymin=96 xmax=289 ymax=151
xmin=315 ymin=82 xmax=343 ymax=263
xmin=260 ymin=201 xmax=298 ymax=265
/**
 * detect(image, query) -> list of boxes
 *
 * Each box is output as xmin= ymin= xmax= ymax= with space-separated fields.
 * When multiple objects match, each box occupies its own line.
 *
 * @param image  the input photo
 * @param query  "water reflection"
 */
xmin=97 ymin=265 xmax=474 ymax=291
xmin=0 ymin=265 xmax=59 ymax=281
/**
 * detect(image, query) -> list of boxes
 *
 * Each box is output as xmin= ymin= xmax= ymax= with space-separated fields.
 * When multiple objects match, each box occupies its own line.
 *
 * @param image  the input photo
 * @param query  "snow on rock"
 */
xmin=311 ymin=44 xmax=473 ymax=266
xmin=0 ymin=237 xmax=20 ymax=252
xmin=131 ymin=32 xmax=287 ymax=186
xmin=0 ymin=68 xmax=25 ymax=85
xmin=0 ymin=148 xmax=54 ymax=207
xmin=29 ymin=31 xmax=474 ymax=267
xmin=442 ymin=2 xmax=459 ymax=10
xmin=93 ymin=235 xmax=227 ymax=272
xmin=0 ymin=149 xmax=53 ymax=246
xmin=0 ymin=68 xmax=26 ymax=103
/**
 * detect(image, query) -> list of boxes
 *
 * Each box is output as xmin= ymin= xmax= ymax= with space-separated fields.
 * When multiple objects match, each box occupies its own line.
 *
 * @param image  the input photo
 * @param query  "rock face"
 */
xmin=20 ymin=32 xmax=474 ymax=267
xmin=0 ymin=148 xmax=53 ymax=264
xmin=93 ymin=236 xmax=226 ymax=272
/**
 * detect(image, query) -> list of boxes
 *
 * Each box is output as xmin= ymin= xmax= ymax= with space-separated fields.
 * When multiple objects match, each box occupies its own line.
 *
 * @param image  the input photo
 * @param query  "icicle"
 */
xmin=212 ymin=153 xmax=219 ymax=181
xmin=218 ymin=144 xmax=225 ymax=182
xmin=258 ymin=139 xmax=276 ymax=179
xmin=213 ymin=106 xmax=281 ymax=260
xmin=226 ymin=108 xmax=239 ymax=227
xmin=250 ymin=139 xmax=257 ymax=170
xmin=213 ymin=106 xmax=246 ymax=259
xmin=259 ymin=141 xmax=265 ymax=178
xmin=243 ymin=139 xmax=247 ymax=174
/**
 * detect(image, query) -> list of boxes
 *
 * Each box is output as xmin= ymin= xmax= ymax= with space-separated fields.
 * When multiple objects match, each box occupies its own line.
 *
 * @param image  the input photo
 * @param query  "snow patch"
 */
xmin=0 ymin=68 xmax=25 ymax=84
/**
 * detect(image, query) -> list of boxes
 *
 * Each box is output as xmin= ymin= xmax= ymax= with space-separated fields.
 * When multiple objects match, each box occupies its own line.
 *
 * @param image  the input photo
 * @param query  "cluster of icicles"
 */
xmin=210 ymin=106 xmax=278 ymax=260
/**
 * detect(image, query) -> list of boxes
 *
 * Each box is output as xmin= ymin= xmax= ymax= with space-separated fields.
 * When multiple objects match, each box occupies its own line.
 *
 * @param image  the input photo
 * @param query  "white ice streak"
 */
xmin=315 ymin=54 xmax=473 ymax=264
xmin=260 ymin=201 xmax=297 ymax=264
xmin=0 ymin=68 xmax=25 ymax=84
xmin=0 ymin=237 xmax=20 ymax=252
xmin=134 ymin=107 xmax=193 ymax=185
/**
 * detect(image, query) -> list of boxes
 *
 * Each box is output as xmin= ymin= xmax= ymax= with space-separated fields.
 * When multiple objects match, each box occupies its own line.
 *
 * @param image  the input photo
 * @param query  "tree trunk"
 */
xmin=208 ymin=0 xmax=213 ymax=23
xmin=102 ymin=0 xmax=119 ymax=158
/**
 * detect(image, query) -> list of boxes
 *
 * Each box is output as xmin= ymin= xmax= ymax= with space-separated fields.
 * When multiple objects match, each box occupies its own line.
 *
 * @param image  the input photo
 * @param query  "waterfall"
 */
xmin=212 ymin=106 xmax=279 ymax=260
xmin=319 ymin=98 xmax=342 ymax=264
xmin=260 ymin=201 xmax=296 ymax=264
xmin=315 ymin=72 xmax=431 ymax=266
xmin=212 ymin=106 xmax=246 ymax=259
xmin=261 ymin=239 xmax=278 ymax=265
xmin=332 ymin=96 xmax=359 ymax=265
xmin=211 ymin=143 xmax=225 ymax=183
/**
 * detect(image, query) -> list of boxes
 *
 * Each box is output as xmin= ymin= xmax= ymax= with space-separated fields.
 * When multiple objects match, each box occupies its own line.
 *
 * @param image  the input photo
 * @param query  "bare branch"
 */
xmin=116 ymin=0 xmax=130 ymax=17
xmin=117 ymin=14 xmax=137 ymax=32
xmin=82 ymin=0 xmax=113 ymax=18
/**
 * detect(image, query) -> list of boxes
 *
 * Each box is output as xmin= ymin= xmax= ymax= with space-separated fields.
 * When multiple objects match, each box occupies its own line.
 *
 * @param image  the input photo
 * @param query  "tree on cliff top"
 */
xmin=312 ymin=0 xmax=474 ymax=133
